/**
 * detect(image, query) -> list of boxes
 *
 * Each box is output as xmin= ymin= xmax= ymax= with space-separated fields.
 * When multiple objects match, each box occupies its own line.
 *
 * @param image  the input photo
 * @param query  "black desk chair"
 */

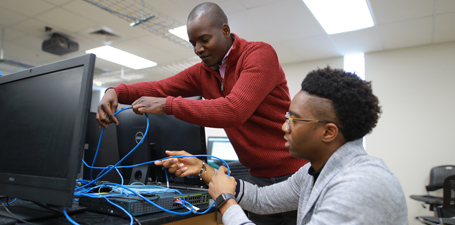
xmin=227 ymin=161 xmax=249 ymax=180
xmin=416 ymin=175 xmax=455 ymax=225
xmin=411 ymin=165 xmax=455 ymax=211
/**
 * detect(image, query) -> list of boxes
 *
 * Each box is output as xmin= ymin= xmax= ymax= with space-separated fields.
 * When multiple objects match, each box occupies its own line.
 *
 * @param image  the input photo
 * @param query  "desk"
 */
xmin=0 ymin=201 xmax=220 ymax=225
xmin=32 ymin=211 xmax=219 ymax=225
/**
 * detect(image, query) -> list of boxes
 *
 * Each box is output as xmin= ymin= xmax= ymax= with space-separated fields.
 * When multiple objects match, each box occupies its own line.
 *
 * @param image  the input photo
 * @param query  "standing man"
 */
xmin=97 ymin=2 xmax=305 ymax=224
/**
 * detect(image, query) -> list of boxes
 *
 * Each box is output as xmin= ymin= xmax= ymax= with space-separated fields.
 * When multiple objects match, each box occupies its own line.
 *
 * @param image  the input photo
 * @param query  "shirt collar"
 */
xmin=308 ymin=164 xmax=325 ymax=184
xmin=211 ymin=35 xmax=235 ymax=73
xmin=211 ymin=44 xmax=233 ymax=72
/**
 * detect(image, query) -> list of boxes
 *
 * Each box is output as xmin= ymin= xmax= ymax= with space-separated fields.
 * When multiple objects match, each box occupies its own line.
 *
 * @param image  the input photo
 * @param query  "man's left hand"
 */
xmin=132 ymin=96 xmax=166 ymax=114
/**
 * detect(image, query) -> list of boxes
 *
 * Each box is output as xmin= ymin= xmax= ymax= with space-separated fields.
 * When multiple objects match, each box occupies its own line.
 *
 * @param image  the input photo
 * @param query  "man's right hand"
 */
xmin=96 ymin=88 xmax=120 ymax=128
xmin=154 ymin=150 xmax=202 ymax=178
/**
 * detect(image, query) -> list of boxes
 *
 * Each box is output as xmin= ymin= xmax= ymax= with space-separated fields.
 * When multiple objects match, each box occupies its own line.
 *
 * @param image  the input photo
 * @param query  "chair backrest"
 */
xmin=438 ymin=175 xmax=455 ymax=217
xmin=444 ymin=175 xmax=455 ymax=208
xmin=427 ymin=165 xmax=455 ymax=192
xmin=227 ymin=161 xmax=249 ymax=180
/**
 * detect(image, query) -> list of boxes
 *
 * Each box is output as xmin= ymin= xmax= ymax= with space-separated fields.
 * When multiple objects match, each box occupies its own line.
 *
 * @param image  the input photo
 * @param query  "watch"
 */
xmin=215 ymin=193 xmax=236 ymax=212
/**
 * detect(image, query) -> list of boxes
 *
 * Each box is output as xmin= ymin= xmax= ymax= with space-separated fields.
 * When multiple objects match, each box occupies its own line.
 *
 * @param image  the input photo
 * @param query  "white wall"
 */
xmin=367 ymin=42 xmax=455 ymax=224
xmin=281 ymin=41 xmax=455 ymax=224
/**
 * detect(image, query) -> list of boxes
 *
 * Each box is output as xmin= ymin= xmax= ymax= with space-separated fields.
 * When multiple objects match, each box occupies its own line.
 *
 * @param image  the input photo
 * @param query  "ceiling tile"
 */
xmin=0 ymin=7 xmax=27 ymax=27
xmin=433 ymin=13 xmax=455 ymax=43
xmin=44 ymin=0 xmax=73 ymax=6
xmin=230 ymin=0 xmax=324 ymax=43
xmin=434 ymin=0 xmax=455 ymax=14
xmin=329 ymin=27 xmax=385 ymax=55
xmin=7 ymin=18 xmax=50 ymax=39
xmin=379 ymin=16 xmax=433 ymax=49
xmin=0 ymin=28 xmax=23 ymax=42
xmin=275 ymin=35 xmax=341 ymax=64
xmin=0 ymin=0 xmax=54 ymax=17
xmin=237 ymin=0 xmax=284 ymax=9
xmin=35 ymin=8 xmax=96 ymax=33
xmin=370 ymin=0 xmax=434 ymax=24
xmin=137 ymin=35 xmax=195 ymax=63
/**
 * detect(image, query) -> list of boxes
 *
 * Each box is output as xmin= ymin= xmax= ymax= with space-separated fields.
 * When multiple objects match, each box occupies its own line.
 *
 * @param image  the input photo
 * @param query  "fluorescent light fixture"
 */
xmin=169 ymin=25 xmax=189 ymax=41
xmin=86 ymin=46 xmax=157 ymax=70
xmin=303 ymin=0 xmax=374 ymax=35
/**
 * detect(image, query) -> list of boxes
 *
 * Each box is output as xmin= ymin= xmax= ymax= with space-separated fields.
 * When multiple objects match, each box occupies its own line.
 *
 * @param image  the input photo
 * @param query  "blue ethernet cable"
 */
xmin=0 ymin=197 xmax=16 ymax=205
xmin=81 ymin=106 xmax=150 ymax=188
xmin=76 ymin=106 xmax=234 ymax=219
xmin=63 ymin=207 xmax=80 ymax=225
xmin=104 ymin=198 xmax=135 ymax=225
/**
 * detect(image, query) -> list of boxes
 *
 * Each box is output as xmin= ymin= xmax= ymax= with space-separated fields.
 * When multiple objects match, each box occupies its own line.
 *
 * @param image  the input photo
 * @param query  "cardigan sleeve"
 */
xmin=222 ymin=205 xmax=255 ymax=225
xmin=236 ymin=166 xmax=309 ymax=214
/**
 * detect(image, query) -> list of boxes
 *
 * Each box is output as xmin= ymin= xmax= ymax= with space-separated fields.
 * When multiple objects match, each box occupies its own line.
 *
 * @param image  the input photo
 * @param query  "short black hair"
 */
xmin=301 ymin=66 xmax=381 ymax=141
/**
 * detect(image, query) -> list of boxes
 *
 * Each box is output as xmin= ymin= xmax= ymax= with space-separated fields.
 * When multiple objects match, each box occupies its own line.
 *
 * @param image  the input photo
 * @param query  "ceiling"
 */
xmin=1 ymin=0 xmax=454 ymax=87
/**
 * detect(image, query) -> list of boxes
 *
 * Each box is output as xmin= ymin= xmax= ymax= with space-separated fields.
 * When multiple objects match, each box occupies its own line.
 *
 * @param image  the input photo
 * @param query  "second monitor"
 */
xmin=207 ymin=136 xmax=238 ymax=162
xmin=115 ymin=98 xmax=207 ymax=186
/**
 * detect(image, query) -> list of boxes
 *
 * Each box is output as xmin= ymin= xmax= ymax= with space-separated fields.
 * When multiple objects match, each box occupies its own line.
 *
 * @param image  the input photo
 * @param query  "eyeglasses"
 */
xmin=285 ymin=112 xmax=332 ymax=130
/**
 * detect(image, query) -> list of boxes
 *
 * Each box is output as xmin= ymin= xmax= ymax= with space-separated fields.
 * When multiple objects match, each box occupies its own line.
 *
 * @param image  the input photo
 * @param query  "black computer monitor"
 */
xmin=83 ymin=112 xmax=122 ymax=184
xmin=115 ymin=97 xmax=207 ymax=186
xmin=0 ymin=54 xmax=95 ymax=207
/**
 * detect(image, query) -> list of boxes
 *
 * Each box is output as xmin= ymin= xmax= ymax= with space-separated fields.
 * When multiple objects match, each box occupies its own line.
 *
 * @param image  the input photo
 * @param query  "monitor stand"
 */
xmin=0 ymin=199 xmax=86 ymax=222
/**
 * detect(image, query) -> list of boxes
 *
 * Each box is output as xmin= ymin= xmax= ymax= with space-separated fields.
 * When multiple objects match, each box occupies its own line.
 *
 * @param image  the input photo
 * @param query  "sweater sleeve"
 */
xmin=222 ymin=205 xmax=255 ymax=225
xmin=113 ymin=65 xmax=204 ymax=104
xmin=236 ymin=166 xmax=308 ymax=214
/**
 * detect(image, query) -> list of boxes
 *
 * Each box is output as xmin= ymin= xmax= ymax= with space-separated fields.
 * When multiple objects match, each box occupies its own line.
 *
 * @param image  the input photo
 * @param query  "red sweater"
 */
xmin=113 ymin=34 xmax=307 ymax=177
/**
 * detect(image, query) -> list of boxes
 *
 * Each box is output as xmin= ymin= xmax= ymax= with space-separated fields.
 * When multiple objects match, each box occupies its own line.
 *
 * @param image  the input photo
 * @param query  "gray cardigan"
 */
xmin=223 ymin=139 xmax=408 ymax=225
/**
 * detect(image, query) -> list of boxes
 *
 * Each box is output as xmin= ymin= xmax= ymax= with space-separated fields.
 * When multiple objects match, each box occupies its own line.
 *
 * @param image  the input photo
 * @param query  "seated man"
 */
xmin=156 ymin=66 xmax=408 ymax=224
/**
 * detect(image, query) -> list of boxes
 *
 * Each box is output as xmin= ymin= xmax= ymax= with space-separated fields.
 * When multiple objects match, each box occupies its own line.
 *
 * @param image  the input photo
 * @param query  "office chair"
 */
xmin=410 ymin=165 xmax=455 ymax=211
xmin=416 ymin=175 xmax=455 ymax=225
xmin=227 ymin=161 xmax=249 ymax=180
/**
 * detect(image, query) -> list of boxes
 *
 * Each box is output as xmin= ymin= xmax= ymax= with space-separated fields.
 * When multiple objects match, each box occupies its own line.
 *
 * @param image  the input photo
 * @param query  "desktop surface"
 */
xmin=0 ymin=199 xmax=216 ymax=225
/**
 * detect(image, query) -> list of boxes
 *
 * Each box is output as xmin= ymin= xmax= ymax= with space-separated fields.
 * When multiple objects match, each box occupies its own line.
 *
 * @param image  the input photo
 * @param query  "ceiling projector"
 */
xmin=42 ymin=33 xmax=79 ymax=55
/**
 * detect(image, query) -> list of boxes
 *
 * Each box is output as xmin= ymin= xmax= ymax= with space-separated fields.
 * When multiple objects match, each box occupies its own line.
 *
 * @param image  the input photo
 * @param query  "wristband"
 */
xmin=198 ymin=161 xmax=206 ymax=180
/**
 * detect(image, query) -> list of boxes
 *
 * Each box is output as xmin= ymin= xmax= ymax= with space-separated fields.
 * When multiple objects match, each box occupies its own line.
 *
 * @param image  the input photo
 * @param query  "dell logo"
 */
xmin=135 ymin=131 xmax=144 ymax=144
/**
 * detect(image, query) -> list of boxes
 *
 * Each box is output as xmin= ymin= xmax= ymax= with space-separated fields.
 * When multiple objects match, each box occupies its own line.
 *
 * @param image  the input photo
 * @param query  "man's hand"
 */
xmin=154 ymin=150 xmax=202 ymax=177
xmin=96 ymin=88 xmax=119 ymax=128
xmin=208 ymin=166 xmax=237 ymax=199
xmin=132 ymin=96 xmax=166 ymax=115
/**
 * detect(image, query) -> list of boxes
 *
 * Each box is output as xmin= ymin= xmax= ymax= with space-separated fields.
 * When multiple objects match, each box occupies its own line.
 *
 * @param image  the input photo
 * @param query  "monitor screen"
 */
xmin=115 ymin=97 xmax=207 ymax=186
xmin=83 ymin=112 xmax=122 ymax=184
xmin=0 ymin=54 xmax=95 ymax=207
xmin=207 ymin=136 xmax=238 ymax=162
